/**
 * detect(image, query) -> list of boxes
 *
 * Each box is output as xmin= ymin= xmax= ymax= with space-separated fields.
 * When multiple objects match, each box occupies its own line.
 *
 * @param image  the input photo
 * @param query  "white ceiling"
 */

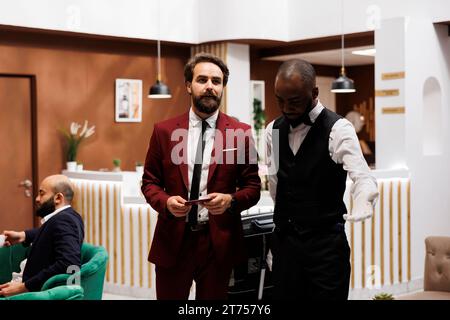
xmin=263 ymin=45 xmax=375 ymax=66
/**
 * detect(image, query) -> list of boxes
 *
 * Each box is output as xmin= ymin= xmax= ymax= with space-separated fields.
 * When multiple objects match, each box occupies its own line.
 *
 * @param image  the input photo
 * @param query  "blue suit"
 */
xmin=22 ymin=207 xmax=84 ymax=291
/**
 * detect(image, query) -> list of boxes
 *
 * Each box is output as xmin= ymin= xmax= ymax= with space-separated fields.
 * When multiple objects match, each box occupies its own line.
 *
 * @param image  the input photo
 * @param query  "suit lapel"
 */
xmin=207 ymin=112 xmax=229 ymax=184
xmin=176 ymin=112 xmax=190 ymax=190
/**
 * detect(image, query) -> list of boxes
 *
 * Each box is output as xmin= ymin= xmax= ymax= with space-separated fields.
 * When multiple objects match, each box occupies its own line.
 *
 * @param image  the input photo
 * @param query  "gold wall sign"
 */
xmin=382 ymin=106 xmax=405 ymax=114
xmin=382 ymin=72 xmax=405 ymax=80
xmin=375 ymin=89 xmax=400 ymax=97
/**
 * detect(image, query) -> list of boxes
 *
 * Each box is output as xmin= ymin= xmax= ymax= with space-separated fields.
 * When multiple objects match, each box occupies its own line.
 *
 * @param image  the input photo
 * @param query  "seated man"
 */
xmin=0 ymin=174 xmax=84 ymax=297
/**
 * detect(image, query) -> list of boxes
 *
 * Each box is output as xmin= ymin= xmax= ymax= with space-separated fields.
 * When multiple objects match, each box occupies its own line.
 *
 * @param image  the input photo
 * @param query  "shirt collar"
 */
xmin=309 ymin=100 xmax=324 ymax=123
xmin=41 ymin=205 xmax=71 ymax=225
xmin=189 ymin=107 xmax=218 ymax=129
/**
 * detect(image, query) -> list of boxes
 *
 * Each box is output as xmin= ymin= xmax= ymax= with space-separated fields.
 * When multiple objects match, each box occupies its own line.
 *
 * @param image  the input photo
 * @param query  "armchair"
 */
xmin=0 ymin=285 xmax=84 ymax=300
xmin=398 ymin=236 xmax=450 ymax=300
xmin=0 ymin=243 xmax=108 ymax=300
xmin=41 ymin=243 xmax=108 ymax=300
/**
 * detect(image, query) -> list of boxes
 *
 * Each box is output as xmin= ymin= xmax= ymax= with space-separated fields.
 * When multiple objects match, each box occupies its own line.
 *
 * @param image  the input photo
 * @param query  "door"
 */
xmin=0 ymin=76 xmax=35 ymax=231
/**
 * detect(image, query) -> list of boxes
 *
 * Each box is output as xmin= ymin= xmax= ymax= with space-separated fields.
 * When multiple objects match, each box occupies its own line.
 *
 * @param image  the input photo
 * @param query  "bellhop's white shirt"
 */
xmin=187 ymin=108 xmax=219 ymax=222
xmin=265 ymin=101 xmax=379 ymax=209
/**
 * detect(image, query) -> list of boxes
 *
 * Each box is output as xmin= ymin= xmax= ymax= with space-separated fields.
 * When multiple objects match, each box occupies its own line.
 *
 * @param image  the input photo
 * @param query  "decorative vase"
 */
xmin=66 ymin=161 xmax=77 ymax=171
xmin=77 ymin=164 xmax=83 ymax=171
xmin=112 ymin=166 xmax=121 ymax=172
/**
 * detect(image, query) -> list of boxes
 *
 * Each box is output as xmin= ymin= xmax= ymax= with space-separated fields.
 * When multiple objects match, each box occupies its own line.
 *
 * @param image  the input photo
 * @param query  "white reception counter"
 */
xmin=63 ymin=168 xmax=412 ymax=299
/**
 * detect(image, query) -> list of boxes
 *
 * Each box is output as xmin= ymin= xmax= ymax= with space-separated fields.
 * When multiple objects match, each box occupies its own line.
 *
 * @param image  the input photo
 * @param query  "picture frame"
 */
xmin=115 ymin=79 xmax=142 ymax=122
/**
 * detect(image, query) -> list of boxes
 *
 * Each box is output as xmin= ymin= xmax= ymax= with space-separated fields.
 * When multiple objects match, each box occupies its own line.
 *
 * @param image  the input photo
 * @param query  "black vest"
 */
xmin=273 ymin=108 xmax=347 ymax=227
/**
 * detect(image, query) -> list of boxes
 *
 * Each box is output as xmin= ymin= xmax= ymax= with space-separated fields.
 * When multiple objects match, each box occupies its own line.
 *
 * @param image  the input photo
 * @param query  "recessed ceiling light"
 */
xmin=352 ymin=48 xmax=376 ymax=56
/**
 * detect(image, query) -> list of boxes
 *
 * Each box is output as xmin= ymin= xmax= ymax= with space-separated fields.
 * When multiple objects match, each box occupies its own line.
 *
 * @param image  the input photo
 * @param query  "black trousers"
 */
xmin=271 ymin=222 xmax=351 ymax=300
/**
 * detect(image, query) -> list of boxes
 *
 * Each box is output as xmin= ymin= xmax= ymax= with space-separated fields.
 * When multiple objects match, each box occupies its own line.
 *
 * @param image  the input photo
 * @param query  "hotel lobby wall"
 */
xmin=374 ymin=17 xmax=450 ymax=282
xmin=404 ymin=20 xmax=450 ymax=280
xmin=0 ymin=30 xmax=190 ymax=183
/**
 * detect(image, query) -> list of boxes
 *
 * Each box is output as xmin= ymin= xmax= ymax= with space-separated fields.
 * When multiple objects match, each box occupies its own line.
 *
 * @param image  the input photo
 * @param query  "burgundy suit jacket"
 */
xmin=142 ymin=111 xmax=261 ymax=268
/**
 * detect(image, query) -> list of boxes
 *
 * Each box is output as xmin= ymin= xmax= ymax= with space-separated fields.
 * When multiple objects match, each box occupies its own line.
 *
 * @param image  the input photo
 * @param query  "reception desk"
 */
xmin=64 ymin=168 xmax=411 ymax=299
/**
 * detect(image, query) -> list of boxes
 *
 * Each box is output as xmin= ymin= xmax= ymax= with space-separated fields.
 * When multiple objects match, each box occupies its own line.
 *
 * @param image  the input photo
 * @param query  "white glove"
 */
xmin=343 ymin=198 xmax=374 ymax=223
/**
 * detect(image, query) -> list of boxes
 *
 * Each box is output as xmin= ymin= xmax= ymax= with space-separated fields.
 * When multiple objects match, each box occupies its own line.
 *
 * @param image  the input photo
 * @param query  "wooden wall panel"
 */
xmin=0 ymin=28 xmax=190 ymax=182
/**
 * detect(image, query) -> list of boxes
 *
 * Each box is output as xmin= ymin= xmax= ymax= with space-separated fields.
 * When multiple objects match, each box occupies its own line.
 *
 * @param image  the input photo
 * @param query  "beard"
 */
xmin=283 ymin=97 xmax=314 ymax=128
xmin=36 ymin=196 xmax=56 ymax=218
xmin=192 ymin=93 xmax=222 ymax=115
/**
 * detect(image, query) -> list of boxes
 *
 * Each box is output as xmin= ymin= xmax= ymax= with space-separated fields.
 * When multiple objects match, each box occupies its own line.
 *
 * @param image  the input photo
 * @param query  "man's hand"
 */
xmin=343 ymin=198 xmax=374 ymax=223
xmin=0 ymin=282 xmax=28 ymax=297
xmin=203 ymin=193 xmax=232 ymax=215
xmin=2 ymin=230 xmax=26 ymax=246
xmin=166 ymin=196 xmax=191 ymax=217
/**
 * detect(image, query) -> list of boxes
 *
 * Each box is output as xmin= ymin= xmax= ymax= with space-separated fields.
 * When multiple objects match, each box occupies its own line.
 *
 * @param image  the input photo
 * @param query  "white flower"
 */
xmin=70 ymin=122 xmax=81 ymax=135
xmin=84 ymin=125 xmax=95 ymax=138
xmin=79 ymin=120 xmax=88 ymax=137
xmin=62 ymin=120 xmax=95 ymax=162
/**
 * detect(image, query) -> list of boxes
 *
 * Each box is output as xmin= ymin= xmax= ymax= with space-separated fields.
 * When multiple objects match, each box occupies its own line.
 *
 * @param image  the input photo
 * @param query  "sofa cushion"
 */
xmin=424 ymin=236 xmax=450 ymax=292
xmin=397 ymin=291 xmax=450 ymax=300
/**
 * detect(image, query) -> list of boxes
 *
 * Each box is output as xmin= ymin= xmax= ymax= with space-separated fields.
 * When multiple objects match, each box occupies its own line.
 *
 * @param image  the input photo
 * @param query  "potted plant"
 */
xmin=372 ymin=292 xmax=395 ymax=300
xmin=253 ymin=98 xmax=265 ymax=148
xmin=112 ymin=158 xmax=122 ymax=172
xmin=60 ymin=120 xmax=95 ymax=171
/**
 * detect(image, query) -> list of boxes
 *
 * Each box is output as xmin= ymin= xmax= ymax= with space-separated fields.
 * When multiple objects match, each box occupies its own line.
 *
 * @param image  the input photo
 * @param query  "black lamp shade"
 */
xmin=331 ymin=74 xmax=355 ymax=93
xmin=148 ymin=80 xmax=172 ymax=98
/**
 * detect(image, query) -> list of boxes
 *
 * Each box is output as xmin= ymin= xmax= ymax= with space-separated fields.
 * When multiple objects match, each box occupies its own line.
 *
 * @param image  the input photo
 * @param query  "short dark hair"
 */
xmin=184 ymin=53 xmax=229 ymax=86
xmin=277 ymin=59 xmax=316 ymax=90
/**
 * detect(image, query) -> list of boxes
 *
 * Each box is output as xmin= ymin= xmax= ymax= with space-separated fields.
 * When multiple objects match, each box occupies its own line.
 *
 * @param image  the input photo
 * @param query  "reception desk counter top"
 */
xmin=63 ymin=167 xmax=413 ymax=299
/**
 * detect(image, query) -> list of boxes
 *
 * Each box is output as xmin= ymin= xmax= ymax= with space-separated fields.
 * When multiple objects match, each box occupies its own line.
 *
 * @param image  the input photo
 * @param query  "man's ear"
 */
xmin=186 ymin=81 xmax=192 ymax=94
xmin=54 ymin=192 xmax=64 ymax=205
xmin=312 ymin=86 xmax=319 ymax=99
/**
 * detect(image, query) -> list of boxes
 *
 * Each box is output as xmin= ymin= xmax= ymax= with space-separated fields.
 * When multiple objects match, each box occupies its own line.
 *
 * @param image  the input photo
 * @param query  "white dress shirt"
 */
xmin=187 ymin=108 xmax=219 ymax=222
xmin=41 ymin=205 xmax=71 ymax=225
xmin=265 ymin=101 xmax=378 ymax=209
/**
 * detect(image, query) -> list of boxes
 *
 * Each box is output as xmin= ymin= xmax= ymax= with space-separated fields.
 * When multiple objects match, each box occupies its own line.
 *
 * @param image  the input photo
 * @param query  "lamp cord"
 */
xmin=156 ymin=0 xmax=161 ymax=81
xmin=157 ymin=39 xmax=161 ymax=81
xmin=341 ymin=0 xmax=345 ymax=74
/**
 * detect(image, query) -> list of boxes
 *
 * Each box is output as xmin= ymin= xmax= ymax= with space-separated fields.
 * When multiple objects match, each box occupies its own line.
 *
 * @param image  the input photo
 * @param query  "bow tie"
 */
xmin=300 ymin=114 xmax=313 ymax=126
xmin=286 ymin=113 xmax=313 ymax=128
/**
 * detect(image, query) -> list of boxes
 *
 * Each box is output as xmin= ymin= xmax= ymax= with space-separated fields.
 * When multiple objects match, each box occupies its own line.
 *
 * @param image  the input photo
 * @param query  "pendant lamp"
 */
xmin=148 ymin=39 xmax=172 ymax=99
xmin=331 ymin=0 xmax=356 ymax=93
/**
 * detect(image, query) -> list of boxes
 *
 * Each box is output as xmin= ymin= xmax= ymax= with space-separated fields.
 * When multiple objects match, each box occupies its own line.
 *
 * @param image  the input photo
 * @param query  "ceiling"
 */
xmin=263 ymin=45 xmax=375 ymax=66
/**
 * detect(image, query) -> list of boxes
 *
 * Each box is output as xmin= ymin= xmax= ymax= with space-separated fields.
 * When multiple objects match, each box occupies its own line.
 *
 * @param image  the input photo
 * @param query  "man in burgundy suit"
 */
xmin=141 ymin=53 xmax=261 ymax=300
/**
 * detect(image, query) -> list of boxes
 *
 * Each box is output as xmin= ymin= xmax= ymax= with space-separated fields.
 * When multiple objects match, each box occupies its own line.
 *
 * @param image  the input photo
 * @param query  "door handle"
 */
xmin=19 ymin=179 xmax=33 ymax=188
xmin=19 ymin=179 xmax=33 ymax=197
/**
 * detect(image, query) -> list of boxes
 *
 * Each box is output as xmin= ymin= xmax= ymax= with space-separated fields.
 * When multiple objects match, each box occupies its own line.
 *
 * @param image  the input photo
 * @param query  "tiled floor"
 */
xmin=102 ymin=292 xmax=147 ymax=300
